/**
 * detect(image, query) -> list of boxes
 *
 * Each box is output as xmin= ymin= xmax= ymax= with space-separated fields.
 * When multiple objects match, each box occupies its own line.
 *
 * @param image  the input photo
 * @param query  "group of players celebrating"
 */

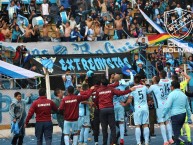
xmin=25 ymin=69 xmax=192 ymax=145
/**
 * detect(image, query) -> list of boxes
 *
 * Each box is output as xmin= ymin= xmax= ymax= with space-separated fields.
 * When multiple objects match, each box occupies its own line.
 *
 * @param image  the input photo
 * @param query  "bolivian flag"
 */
xmin=148 ymin=34 xmax=172 ymax=45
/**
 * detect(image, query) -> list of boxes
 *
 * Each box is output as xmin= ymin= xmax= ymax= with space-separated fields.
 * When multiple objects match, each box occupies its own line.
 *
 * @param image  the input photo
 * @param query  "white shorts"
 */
xmin=133 ymin=109 xmax=149 ymax=125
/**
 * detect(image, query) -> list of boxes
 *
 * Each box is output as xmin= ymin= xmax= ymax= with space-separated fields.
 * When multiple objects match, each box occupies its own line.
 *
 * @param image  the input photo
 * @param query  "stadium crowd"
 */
xmin=0 ymin=0 xmax=192 ymax=42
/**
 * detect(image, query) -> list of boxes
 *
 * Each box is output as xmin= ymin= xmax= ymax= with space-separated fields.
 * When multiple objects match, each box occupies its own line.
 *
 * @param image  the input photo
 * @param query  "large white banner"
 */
xmin=0 ymin=89 xmax=57 ymax=125
xmin=1 ymin=38 xmax=148 ymax=55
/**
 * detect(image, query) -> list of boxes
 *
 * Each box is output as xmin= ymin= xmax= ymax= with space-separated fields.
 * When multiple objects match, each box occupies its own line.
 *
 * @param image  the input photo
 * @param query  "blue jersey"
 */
xmin=113 ymin=95 xmax=128 ymax=108
xmin=113 ymin=81 xmax=132 ymax=108
xmin=64 ymin=75 xmax=73 ymax=89
xmin=78 ymin=94 xmax=90 ymax=116
xmin=163 ymin=89 xmax=192 ymax=118
xmin=159 ymin=79 xmax=172 ymax=97
xmin=148 ymin=84 xmax=166 ymax=109
xmin=79 ymin=102 xmax=90 ymax=116
xmin=130 ymin=85 xmax=148 ymax=111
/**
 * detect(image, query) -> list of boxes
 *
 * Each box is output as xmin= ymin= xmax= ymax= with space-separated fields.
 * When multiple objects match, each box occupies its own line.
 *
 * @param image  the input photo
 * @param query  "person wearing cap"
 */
xmin=136 ymin=60 xmax=146 ymax=79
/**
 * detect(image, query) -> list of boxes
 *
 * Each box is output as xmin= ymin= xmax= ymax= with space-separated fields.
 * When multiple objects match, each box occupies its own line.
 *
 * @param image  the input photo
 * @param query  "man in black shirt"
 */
xmin=136 ymin=38 xmax=148 ymax=64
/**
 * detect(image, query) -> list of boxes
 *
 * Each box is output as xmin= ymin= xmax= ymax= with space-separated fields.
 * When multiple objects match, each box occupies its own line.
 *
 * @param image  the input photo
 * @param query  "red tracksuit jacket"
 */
xmin=25 ymin=96 xmax=58 ymax=125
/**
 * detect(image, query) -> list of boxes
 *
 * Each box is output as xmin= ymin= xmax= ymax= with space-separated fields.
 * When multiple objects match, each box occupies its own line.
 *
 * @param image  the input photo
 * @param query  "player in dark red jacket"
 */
xmin=95 ymin=78 xmax=135 ymax=145
xmin=25 ymin=88 xmax=58 ymax=145
xmin=59 ymin=86 xmax=93 ymax=145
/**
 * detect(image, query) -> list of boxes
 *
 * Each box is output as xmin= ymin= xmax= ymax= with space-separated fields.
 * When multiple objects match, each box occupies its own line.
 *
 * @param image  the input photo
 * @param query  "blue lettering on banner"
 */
xmin=81 ymin=58 xmax=89 ymax=70
xmin=72 ymin=43 xmax=92 ymax=54
xmin=59 ymin=59 xmax=67 ymax=71
xmin=0 ymin=93 xmax=12 ymax=123
xmin=105 ymin=42 xmax=118 ymax=53
xmin=58 ymin=57 xmax=130 ymax=71
xmin=87 ymin=58 xmax=96 ymax=71
xmin=111 ymin=57 xmax=119 ymax=68
xmin=66 ymin=59 xmax=74 ymax=70
xmin=73 ymin=58 xmax=81 ymax=71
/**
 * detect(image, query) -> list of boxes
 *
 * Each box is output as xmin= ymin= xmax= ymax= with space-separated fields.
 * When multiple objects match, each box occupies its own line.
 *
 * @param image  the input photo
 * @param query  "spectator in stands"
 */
xmin=10 ymin=17 xmax=17 ymax=29
xmin=155 ymin=14 xmax=164 ymax=30
xmin=1 ymin=23 xmax=11 ymax=42
xmin=23 ymin=24 xmax=34 ymax=43
xmin=77 ymin=0 xmax=87 ymax=11
xmin=136 ymin=37 xmax=148 ymax=63
xmin=175 ymin=4 xmax=183 ymax=17
xmin=152 ymin=4 xmax=160 ymax=20
xmin=7 ymin=0 xmax=17 ymax=23
xmin=51 ymin=24 xmax=61 ymax=42
xmin=159 ymin=0 xmax=168 ymax=15
xmin=28 ymin=10 xmax=38 ymax=25
xmin=61 ymin=0 xmax=71 ymax=10
xmin=40 ymin=0 xmax=50 ymax=21
xmin=114 ymin=14 xmax=125 ymax=39
xmin=41 ymin=24 xmax=51 ymax=41
xmin=86 ymin=16 xmax=93 ymax=29
xmin=156 ymin=58 xmax=164 ymax=74
xmin=28 ymin=0 xmax=37 ymax=16
xmin=130 ymin=24 xmax=139 ymax=38
xmin=187 ymin=56 xmax=193 ymax=70
xmin=132 ymin=54 xmax=139 ymax=72
xmin=70 ymin=27 xmax=83 ymax=42
xmin=164 ymin=62 xmax=174 ymax=78
xmin=136 ymin=60 xmax=146 ymax=79
xmin=123 ymin=15 xmax=131 ymax=38
xmin=144 ymin=2 xmax=152 ymax=32
xmin=31 ymin=25 xmax=40 ymax=42
xmin=103 ymin=21 xmax=113 ymax=40
xmin=11 ymin=25 xmax=21 ymax=42
xmin=94 ymin=21 xmax=102 ymax=41
xmin=100 ymin=0 xmax=108 ymax=16
xmin=87 ymin=24 xmax=95 ymax=41
xmin=0 ymin=29 xmax=5 ymax=41
xmin=63 ymin=21 xmax=72 ymax=42
xmin=69 ymin=16 xmax=77 ymax=30
xmin=50 ymin=3 xmax=59 ymax=24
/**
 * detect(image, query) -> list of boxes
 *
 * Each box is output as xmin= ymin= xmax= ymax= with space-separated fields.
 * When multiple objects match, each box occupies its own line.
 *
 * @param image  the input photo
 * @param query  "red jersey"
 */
xmin=25 ymin=96 xmax=58 ymax=125
xmin=59 ymin=90 xmax=92 ymax=121
xmin=96 ymin=86 xmax=131 ymax=109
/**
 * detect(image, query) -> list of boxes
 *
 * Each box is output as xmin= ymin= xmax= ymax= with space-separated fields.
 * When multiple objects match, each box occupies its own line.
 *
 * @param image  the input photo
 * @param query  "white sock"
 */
xmin=73 ymin=135 xmax=78 ymax=145
xmin=166 ymin=122 xmax=173 ymax=140
xmin=143 ymin=127 xmax=150 ymax=144
xmin=160 ymin=124 xmax=168 ymax=142
xmin=119 ymin=123 xmax=124 ymax=139
xmin=135 ymin=127 xmax=141 ymax=144
xmin=64 ymin=135 xmax=70 ymax=145
xmin=79 ymin=128 xmax=84 ymax=143
xmin=84 ymin=128 xmax=90 ymax=143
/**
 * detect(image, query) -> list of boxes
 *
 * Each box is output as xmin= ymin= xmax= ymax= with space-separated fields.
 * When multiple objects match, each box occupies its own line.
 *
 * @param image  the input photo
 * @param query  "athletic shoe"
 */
xmin=95 ymin=142 xmax=98 ymax=145
xmin=163 ymin=142 xmax=169 ymax=145
xmin=168 ymin=139 xmax=174 ymax=144
xmin=137 ymin=144 xmax=142 ymax=145
xmin=120 ymin=139 xmax=124 ymax=145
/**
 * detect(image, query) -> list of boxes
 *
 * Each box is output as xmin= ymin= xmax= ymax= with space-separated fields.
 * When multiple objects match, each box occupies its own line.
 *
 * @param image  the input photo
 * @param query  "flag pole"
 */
xmin=43 ymin=67 xmax=51 ymax=100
